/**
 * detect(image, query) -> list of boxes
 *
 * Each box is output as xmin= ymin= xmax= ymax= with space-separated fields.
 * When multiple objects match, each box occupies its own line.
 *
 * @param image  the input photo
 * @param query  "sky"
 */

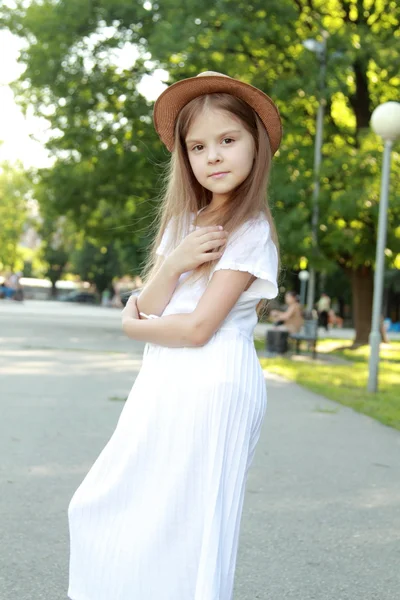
xmin=0 ymin=29 xmax=167 ymax=169
xmin=0 ymin=30 xmax=52 ymax=168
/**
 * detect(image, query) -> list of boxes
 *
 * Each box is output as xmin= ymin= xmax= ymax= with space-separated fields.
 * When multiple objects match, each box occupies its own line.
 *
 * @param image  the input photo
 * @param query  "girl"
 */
xmin=68 ymin=71 xmax=282 ymax=600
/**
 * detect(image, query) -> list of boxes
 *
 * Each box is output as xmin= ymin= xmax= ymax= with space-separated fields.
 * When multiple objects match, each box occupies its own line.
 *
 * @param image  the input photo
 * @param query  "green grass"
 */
xmin=254 ymin=336 xmax=400 ymax=363
xmin=255 ymin=335 xmax=400 ymax=430
xmin=254 ymin=337 xmax=265 ymax=352
xmin=317 ymin=339 xmax=400 ymax=363
xmin=259 ymin=352 xmax=400 ymax=431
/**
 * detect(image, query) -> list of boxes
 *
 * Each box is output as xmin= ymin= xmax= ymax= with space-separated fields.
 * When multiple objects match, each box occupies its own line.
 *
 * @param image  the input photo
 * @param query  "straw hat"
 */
xmin=153 ymin=71 xmax=282 ymax=155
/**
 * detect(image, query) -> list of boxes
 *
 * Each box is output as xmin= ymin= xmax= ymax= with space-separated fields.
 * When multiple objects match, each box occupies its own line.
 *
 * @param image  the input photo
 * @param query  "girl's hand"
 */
xmin=166 ymin=226 xmax=228 ymax=275
xmin=122 ymin=294 xmax=139 ymax=322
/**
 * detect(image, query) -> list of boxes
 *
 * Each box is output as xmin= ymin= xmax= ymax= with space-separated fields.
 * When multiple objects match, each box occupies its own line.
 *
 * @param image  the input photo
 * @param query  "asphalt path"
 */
xmin=1 ymin=301 xmax=399 ymax=600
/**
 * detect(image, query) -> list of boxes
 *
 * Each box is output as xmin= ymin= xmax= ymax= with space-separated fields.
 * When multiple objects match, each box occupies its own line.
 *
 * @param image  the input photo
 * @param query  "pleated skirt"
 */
xmin=67 ymin=328 xmax=267 ymax=600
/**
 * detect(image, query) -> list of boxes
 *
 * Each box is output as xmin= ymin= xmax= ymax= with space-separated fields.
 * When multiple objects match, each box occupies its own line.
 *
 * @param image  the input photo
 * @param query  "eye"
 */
xmin=191 ymin=144 xmax=204 ymax=152
xmin=222 ymin=137 xmax=234 ymax=145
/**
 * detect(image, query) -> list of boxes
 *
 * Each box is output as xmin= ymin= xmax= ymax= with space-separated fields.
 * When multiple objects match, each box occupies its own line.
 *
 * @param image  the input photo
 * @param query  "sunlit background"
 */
xmin=0 ymin=28 xmax=167 ymax=168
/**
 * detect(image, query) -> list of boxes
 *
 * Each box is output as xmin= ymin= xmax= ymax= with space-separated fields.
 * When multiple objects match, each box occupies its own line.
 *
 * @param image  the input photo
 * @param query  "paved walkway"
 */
xmin=1 ymin=301 xmax=399 ymax=599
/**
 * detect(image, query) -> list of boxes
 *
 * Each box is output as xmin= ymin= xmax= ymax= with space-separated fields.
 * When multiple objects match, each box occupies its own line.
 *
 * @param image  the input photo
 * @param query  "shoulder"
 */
xmin=156 ymin=212 xmax=192 ymax=256
xmin=229 ymin=213 xmax=271 ymax=246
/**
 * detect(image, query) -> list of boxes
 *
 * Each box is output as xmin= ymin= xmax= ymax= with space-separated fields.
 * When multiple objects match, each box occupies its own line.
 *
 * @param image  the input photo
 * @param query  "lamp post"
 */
xmin=298 ymin=270 xmax=310 ymax=307
xmin=367 ymin=101 xmax=400 ymax=393
xmin=302 ymin=33 xmax=328 ymax=313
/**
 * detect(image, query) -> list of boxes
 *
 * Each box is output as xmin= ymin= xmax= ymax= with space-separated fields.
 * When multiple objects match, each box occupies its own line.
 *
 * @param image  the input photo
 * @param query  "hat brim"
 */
xmin=153 ymin=75 xmax=282 ymax=155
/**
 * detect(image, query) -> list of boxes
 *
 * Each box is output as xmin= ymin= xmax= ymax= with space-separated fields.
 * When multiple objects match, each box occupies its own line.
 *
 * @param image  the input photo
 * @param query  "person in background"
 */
xmin=0 ymin=275 xmax=14 ymax=299
xmin=317 ymin=292 xmax=331 ymax=330
xmin=328 ymin=308 xmax=343 ymax=329
xmin=101 ymin=288 xmax=111 ymax=307
xmin=270 ymin=291 xmax=304 ymax=334
xmin=7 ymin=271 xmax=24 ymax=301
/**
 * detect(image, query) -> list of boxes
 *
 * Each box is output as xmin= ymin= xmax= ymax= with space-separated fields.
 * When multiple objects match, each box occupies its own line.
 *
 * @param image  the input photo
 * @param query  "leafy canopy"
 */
xmin=2 ymin=0 xmax=399 ymax=275
xmin=0 ymin=161 xmax=30 ymax=271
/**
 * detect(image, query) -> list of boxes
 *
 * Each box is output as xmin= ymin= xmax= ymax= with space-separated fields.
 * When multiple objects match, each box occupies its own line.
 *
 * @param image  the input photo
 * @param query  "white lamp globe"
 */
xmin=303 ymin=39 xmax=323 ymax=53
xmin=370 ymin=102 xmax=400 ymax=141
xmin=298 ymin=270 xmax=310 ymax=282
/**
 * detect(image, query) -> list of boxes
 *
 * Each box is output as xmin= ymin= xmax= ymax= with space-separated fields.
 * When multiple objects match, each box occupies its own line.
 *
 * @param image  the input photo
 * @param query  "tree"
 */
xmin=3 ymin=0 xmax=399 ymax=343
xmin=39 ymin=214 xmax=77 ymax=296
xmin=2 ymin=0 xmax=163 ymax=255
xmin=69 ymin=237 xmax=142 ymax=294
xmin=0 ymin=161 xmax=30 ymax=271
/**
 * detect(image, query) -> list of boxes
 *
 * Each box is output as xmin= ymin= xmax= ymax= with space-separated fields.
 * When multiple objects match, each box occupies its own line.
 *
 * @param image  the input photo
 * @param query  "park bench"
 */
xmin=289 ymin=319 xmax=318 ymax=359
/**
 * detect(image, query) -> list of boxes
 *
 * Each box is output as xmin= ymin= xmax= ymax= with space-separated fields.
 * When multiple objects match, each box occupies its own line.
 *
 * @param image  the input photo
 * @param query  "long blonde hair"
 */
xmin=142 ymin=93 xmax=279 ymax=285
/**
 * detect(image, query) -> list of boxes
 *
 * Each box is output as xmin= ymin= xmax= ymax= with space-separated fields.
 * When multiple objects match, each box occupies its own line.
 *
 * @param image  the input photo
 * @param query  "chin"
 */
xmin=205 ymin=182 xmax=236 ymax=195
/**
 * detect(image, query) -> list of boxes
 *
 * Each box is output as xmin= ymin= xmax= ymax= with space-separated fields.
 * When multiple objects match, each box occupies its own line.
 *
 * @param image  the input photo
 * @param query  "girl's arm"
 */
xmin=123 ymin=269 xmax=253 ymax=347
xmin=137 ymin=226 xmax=228 ymax=318
xmin=136 ymin=255 xmax=181 ymax=318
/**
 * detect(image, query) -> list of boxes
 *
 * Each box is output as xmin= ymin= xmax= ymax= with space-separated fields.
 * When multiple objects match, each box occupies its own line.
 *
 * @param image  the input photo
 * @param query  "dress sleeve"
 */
xmin=213 ymin=217 xmax=279 ymax=300
xmin=155 ymin=219 xmax=174 ymax=257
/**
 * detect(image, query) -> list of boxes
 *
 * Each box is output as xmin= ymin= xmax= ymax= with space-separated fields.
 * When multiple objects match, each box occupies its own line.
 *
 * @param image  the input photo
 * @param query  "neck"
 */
xmin=207 ymin=194 xmax=229 ymax=212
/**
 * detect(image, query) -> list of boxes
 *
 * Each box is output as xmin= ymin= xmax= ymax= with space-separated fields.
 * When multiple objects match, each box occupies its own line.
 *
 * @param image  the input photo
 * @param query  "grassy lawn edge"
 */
xmin=259 ymin=356 xmax=400 ymax=432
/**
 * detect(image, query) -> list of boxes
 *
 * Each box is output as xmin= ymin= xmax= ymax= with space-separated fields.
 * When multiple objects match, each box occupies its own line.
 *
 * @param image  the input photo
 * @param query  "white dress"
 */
xmin=67 ymin=212 xmax=278 ymax=600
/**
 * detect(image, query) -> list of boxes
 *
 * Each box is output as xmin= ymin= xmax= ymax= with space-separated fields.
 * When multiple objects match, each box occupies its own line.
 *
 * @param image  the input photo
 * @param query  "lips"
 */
xmin=209 ymin=171 xmax=229 ymax=178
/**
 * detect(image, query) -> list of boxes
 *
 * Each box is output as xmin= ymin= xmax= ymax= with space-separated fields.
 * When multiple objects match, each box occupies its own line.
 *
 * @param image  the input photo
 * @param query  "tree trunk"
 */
xmin=348 ymin=266 xmax=374 ymax=346
xmin=51 ymin=280 xmax=58 ymax=298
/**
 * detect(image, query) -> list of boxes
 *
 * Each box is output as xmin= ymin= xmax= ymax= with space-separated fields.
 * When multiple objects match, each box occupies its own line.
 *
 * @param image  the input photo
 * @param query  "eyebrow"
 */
xmin=185 ymin=129 xmax=242 ymax=146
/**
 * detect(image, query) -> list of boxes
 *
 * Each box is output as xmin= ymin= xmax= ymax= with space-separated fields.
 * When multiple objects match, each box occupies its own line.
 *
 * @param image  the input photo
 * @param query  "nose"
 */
xmin=207 ymin=145 xmax=222 ymax=164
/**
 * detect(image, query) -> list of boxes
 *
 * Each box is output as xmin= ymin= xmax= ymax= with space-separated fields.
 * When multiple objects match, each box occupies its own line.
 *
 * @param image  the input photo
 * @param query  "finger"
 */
xmin=200 ymin=239 xmax=227 ymax=252
xmin=201 ymin=250 xmax=224 ymax=262
xmin=198 ymin=233 xmax=228 ymax=247
xmin=203 ymin=230 xmax=228 ymax=240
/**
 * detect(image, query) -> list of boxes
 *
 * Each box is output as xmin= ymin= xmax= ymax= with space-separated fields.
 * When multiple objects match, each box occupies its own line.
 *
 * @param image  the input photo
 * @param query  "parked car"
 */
xmin=59 ymin=291 xmax=98 ymax=304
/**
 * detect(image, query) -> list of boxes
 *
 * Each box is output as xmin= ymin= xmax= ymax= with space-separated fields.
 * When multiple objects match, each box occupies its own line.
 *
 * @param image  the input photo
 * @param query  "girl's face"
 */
xmin=184 ymin=107 xmax=255 ymax=205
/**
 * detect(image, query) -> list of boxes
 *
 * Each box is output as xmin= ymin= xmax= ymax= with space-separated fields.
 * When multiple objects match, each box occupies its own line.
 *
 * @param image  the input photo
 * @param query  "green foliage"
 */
xmin=2 ymin=0 xmax=399 ymax=279
xmin=69 ymin=237 xmax=139 ymax=293
xmin=2 ymin=0 xmax=164 ymax=267
xmin=0 ymin=162 xmax=30 ymax=271
xmin=39 ymin=214 xmax=77 ymax=288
